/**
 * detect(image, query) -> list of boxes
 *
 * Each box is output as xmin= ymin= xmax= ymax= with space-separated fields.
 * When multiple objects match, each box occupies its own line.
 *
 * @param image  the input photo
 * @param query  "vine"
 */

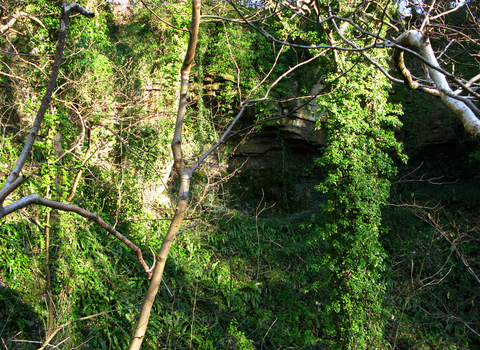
xmin=316 ymin=57 xmax=405 ymax=348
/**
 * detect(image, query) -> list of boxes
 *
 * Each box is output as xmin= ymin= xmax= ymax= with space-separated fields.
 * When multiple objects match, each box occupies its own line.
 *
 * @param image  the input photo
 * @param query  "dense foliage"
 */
xmin=316 ymin=63 xmax=404 ymax=347
xmin=1 ymin=0 xmax=480 ymax=349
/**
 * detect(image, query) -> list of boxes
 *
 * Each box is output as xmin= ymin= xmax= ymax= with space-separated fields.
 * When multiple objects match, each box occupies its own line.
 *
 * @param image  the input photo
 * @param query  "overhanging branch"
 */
xmin=2 ymin=194 xmax=153 ymax=278
xmin=394 ymin=30 xmax=480 ymax=139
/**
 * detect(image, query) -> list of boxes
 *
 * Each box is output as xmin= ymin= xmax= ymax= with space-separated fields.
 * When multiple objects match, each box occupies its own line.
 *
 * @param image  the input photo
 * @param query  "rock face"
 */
xmin=231 ymin=81 xmax=327 ymax=162
xmin=224 ymin=79 xmax=463 ymax=216
xmin=231 ymin=118 xmax=324 ymax=160
xmin=393 ymin=88 xmax=462 ymax=150
xmin=227 ymin=94 xmax=327 ymax=216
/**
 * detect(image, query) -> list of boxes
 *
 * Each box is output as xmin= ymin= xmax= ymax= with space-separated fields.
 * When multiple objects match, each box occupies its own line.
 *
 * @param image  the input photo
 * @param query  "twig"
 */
xmin=148 ymin=247 xmax=156 ymax=273
xmin=449 ymin=316 xmax=480 ymax=338
xmin=93 ymin=123 xmax=150 ymax=163
xmin=261 ymin=318 xmax=277 ymax=350
xmin=139 ymin=0 xmax=188 ymax=32
xmin=38 ymin=305 xmax=140 ymax=350
xmin=93 ymin=123 xmax=173 ymax=195
xmin=162 ymin=278 xmax=174 ymax=297
xmin=176 ymin=216 xmax=202 ymax=236
xmin=0 ymin=49 xmax=47 ymax=57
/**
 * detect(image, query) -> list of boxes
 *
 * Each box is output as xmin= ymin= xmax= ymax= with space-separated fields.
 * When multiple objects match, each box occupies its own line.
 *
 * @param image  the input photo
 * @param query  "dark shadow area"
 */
xmin=0 ymin=286 xmax=45 ymax=349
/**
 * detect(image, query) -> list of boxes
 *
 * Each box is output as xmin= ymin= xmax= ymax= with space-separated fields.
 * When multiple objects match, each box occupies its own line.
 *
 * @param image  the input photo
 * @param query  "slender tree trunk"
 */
xmin=128 ymin=1 xmax=201 ymax=349
xmin=0 ymin=1 xmax=94 ymax=211
xmin=45 ymin=211 xmax=55 ymax=338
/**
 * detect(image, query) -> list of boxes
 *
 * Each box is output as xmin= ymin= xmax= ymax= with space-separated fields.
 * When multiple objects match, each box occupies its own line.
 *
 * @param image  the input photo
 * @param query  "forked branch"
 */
xmin=129 ymin=1 xmax=201 ymax=349
xmin=0 ymin=2 xmax=95 ymax=208
xmin=394 ymin=30 xmax=480 ymax=140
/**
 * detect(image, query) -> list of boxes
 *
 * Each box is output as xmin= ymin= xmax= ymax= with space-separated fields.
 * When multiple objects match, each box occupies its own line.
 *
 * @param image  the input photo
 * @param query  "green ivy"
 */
xmin=315 ymin=55 xmax=405 ymax=348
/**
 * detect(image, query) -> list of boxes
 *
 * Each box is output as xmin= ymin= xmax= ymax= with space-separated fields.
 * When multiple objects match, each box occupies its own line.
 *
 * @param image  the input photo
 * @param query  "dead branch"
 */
xmin=176 ymin=216 xmax=202 ymax=236
xmin=0 ymin=11 xmax=45 ymax=35
xmin=38 ymin=305 xmax=140 ymax=350
xmin=139 ymin=0 xmax=188 ymax=32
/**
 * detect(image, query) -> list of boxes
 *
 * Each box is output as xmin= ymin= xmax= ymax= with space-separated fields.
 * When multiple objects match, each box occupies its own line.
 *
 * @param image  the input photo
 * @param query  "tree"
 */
xmin=129 ymin=0 xmax=202 ymax=347
xmin=1 ymin=0 xmax=331 ymax=347
xmin=214 ymin=1 xmax=480 ymax=345
xmin=1 ymin=0 xmax=479 ymax=348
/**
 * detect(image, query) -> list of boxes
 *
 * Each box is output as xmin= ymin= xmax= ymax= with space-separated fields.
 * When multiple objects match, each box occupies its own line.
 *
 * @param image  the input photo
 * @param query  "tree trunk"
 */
xmin=395 ymin=30 xmax=480 ymax=140
xmin=128 ymin=1 xmax=201 ymax=349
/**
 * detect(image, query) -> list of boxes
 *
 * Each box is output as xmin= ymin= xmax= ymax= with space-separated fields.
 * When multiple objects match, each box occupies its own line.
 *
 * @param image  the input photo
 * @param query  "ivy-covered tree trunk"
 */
xmin=317 ymin=60 xmax=404 ymax=348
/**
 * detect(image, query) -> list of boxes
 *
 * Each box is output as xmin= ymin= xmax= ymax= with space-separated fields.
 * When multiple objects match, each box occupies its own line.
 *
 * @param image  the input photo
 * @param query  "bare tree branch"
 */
xmin=189 ymin=104 xmax=248 ymax=174
xmin=395 ymin=30 xmax=480 ymax=139
xmin=0 ymin=11 xmax=45 ymax=35
xmin=1 ymin=194 xmax=154 ymax=278
xmin=139 ymin=0 xmax=188 ymax=31
xmin=176 ymin=215 xmax=202 ymax=236
xmin=93 ymin=123 xmax=151 ymax=163
xmin=64 ymin=3 xmax=95 ymax=18
xmin=38 ymin=305 xmax=140 ymax=350
xmin=0 ymin=2 xmax=95 ymax=207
